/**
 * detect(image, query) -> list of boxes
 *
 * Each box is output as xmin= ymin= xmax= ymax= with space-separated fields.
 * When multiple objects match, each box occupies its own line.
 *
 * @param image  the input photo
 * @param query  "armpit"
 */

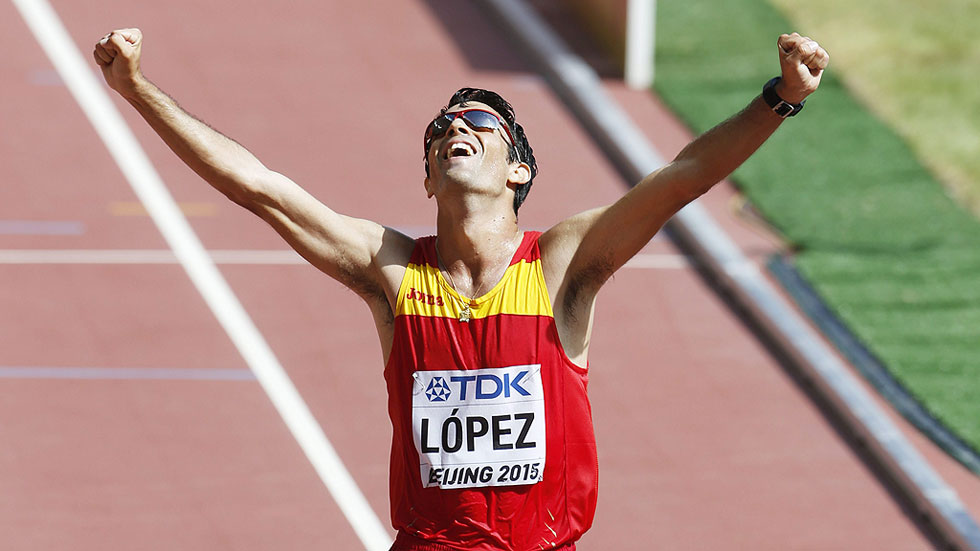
xmin=560 ymin=255 xmax=613 ymax=324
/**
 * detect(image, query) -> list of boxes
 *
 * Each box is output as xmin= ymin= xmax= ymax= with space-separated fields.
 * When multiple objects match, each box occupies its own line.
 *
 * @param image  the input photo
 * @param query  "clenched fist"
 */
xmin=93 ymin=28 xmax=144 ymax=96
xmin=775 ymin=33 xmax=830 ymax=104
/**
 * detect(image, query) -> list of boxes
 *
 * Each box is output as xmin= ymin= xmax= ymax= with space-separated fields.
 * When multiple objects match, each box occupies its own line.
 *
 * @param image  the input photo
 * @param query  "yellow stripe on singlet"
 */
xmin=396 ymin=259 xmax=554 ymax=319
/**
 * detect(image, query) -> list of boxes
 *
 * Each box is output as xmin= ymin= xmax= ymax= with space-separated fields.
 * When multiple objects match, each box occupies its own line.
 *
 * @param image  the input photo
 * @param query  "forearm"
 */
xmin=669 ymin=94 xmax=782 ymax=200
xmin=554 ymin=33 xmax=828 ymax=293
xmin=664 ymin=32 xmax=829 ymax=203
xmin=121 ymin=77 xmax=268 ymax=204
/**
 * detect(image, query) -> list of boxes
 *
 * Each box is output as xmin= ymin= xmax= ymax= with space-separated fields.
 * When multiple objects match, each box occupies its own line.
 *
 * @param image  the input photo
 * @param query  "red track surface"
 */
xmin=2 ymin=1 xmax=978 ymax=549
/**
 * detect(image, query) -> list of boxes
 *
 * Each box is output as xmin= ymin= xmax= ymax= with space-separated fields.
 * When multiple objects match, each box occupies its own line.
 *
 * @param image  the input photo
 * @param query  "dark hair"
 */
xmin=423 ymin=87 xmax=538 ymax=214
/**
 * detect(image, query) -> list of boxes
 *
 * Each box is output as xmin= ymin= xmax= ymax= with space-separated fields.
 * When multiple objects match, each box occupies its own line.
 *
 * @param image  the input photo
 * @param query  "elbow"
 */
xmin=217 ymin=167 xmax=276 ymax=209
xmin=651 ymin=168 xmax=710 ymax=211
xmin=669 ymin=161 xmax=725 ymax=205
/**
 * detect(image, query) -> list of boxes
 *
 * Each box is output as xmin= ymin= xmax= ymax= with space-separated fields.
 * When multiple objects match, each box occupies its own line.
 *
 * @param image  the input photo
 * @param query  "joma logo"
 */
xmin=406 ymin=287 xmax=444 ymax=306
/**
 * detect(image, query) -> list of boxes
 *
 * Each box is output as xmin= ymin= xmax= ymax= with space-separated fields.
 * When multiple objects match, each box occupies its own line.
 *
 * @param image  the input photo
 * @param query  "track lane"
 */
xmin=0 ymin=378 xmax=355 ymax=550
xmin=4 ymin=0 xmax=964 ymax=548
xmin=3 ymin=1 xmax=367 ymax=548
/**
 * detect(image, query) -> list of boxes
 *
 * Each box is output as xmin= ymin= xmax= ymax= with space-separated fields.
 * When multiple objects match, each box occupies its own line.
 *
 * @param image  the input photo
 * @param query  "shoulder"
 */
xmin=356 ymin=227 xmax=416 ymax=307
xmin=538 ymin=206 xmax=610 ymax=284
xmin=539 ymin=207 xmax=607 ymax=255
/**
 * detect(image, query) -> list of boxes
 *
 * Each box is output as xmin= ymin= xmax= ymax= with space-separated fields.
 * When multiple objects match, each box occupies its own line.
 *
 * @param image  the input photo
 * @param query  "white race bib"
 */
xmin=412 ymin=365 xmax=546 ymax=489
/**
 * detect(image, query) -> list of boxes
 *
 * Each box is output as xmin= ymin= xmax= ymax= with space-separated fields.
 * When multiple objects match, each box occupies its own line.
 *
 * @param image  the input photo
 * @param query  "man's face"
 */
xmin=424 ymin=101 xmax=516 ymax=189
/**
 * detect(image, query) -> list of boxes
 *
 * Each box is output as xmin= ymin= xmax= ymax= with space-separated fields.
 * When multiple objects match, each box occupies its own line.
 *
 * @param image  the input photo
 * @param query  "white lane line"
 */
xmin=10 ymin=2 xmax=392 ymax=549
xmin=0 ymin=249 xmax=306 ymax=264
xmin=0 ymin=366 xmax=256 ymax=381
xmin=0 ymin=220 xmax=85 ymax=235
xmin=623 ymin=253 xmax=690 ymax=269
xmin=0 ymin=249 xmax=691 ymax=269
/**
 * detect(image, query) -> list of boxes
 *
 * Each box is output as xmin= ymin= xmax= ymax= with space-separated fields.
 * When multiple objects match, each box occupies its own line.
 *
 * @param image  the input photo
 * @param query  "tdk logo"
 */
xmin=425 ymin=377 xmax=451 ymax=402
xmin=425 ymin=371 xmax=532 ymax=402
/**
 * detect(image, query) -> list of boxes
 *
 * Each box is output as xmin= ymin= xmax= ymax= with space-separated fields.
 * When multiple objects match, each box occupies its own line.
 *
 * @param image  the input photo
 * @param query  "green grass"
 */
xmin=653 ymin=0 xmax=980 ymax=462
xmin=766 ymin=0 xmax=980 ymax=217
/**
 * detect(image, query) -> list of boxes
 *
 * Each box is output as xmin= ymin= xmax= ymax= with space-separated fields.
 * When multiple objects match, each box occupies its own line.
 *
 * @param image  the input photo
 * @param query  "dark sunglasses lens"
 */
xmin=425 ymin=115 xmax=451 ymax=143
xmin=461 ymin=110 xmax=499 ymax=131
xmin=434 ymin=114 xmax=456 ymax=133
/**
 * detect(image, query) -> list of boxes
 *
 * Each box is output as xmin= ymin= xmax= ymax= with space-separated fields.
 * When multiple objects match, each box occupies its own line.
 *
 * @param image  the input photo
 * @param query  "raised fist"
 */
xmin=776 ymin=33 xmax=830 ymax=104
xmin=92 ymin=28 xmax=144 ymax=96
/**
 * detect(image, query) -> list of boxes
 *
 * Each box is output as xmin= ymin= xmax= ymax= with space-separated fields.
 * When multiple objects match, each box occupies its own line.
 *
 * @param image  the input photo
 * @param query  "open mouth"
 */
xmin=444 ymin=141 xmax=477 ymax=160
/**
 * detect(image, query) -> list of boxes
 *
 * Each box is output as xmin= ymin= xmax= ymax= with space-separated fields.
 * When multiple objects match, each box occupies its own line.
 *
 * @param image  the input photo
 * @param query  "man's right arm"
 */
xmin=93 ymin=29 xmax=412 ymax=303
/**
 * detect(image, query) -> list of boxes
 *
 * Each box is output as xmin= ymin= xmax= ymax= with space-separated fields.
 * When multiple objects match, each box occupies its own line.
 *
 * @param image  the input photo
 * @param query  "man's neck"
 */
xmin=435 ymin=204 xmax=521 ymax=297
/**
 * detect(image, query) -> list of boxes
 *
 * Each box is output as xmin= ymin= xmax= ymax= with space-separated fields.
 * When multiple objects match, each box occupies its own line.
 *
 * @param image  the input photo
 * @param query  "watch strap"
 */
xmin=762 ymin=77 xmax=805 ymax=118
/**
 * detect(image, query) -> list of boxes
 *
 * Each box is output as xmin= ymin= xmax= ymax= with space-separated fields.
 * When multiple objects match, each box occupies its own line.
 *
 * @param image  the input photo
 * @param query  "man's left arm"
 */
xmin=545 ymin=33 xmax=829 ymax=286
xmin=540 ymin=33 xmax=827 ymax=364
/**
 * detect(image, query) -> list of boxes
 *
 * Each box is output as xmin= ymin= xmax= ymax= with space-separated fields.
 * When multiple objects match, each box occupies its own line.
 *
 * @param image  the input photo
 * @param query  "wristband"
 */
xmin=762 ymin=77 xmax=805 ymax=118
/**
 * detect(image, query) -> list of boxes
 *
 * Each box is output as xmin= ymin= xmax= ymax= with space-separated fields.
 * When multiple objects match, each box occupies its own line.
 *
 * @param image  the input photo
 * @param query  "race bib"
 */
xmin=412 ymin=365 xmax=546 ymax=490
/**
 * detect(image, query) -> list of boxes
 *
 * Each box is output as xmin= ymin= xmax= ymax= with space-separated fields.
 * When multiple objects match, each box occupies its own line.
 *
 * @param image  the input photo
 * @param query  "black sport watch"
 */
xmin=762 ymin=77 xmax=805 ymax=118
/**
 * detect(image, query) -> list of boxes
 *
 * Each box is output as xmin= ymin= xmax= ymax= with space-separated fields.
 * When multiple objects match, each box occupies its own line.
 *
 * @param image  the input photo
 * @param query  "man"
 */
xmin=93 ymin=27 xmax=828 ymax=551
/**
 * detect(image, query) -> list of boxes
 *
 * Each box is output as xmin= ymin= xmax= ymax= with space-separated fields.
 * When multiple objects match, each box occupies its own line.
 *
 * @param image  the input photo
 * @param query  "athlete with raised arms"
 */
xmin=93 ymin=27 xmax=828 ymax=551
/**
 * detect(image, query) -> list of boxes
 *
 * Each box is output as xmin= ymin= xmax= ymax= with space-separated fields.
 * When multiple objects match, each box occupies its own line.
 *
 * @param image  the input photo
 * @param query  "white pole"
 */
xmin=625 ymin=0 xmax=656 ymax=89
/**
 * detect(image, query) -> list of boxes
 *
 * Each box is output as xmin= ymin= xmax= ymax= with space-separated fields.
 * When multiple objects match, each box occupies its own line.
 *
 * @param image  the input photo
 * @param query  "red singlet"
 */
xmin=384 ymin=232 xmax=598 ymax=551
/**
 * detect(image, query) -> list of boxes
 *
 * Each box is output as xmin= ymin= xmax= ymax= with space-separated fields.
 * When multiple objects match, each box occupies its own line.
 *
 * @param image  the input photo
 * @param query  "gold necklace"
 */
xmin=436 ymin=234 xmax=518 ymax=323
xmin=442 ymin=264 xmax=484 ymax=323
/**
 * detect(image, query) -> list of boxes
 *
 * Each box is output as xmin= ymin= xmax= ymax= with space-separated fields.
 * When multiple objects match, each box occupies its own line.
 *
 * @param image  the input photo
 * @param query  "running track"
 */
xmin=2 ymin=1 xmax=978 ymax=549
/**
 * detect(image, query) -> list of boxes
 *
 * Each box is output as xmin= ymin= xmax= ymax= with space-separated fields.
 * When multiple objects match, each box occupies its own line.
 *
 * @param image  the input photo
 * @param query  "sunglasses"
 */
xmin=424 ymin=108 xmax=516 ymax=153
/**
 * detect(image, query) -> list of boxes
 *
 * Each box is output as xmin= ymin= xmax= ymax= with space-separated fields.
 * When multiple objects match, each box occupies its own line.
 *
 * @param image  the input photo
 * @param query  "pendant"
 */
xmin=459 ymin=300 xmax=479 ymax=322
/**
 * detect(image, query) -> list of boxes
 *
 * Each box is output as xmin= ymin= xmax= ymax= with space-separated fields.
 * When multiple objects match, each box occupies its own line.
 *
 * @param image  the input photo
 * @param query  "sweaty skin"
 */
xmin=92 ymin=28 xmax=828 ymax=369
xmin=93 ymin=25 xmax=829 ymax=551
